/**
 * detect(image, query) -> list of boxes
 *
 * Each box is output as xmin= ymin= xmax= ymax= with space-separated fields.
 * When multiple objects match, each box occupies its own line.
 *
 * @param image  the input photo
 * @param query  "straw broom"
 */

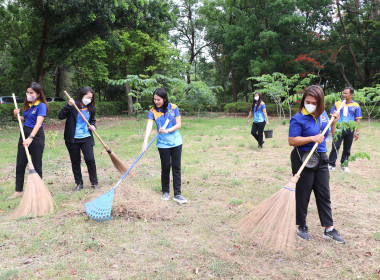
xmin=63 ymin=91 xmax=130 ymax=175
xmin=12 ymin=94 xmax=54 ymax=218
xmin=237 ymin=100 xmax=346 ymax=252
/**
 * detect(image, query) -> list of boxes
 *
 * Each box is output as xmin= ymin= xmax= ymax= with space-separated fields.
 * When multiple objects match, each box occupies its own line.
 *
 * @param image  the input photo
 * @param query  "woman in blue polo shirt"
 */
xmin=9 ymin=82 xmax=49 ymax=199
xmin=58 ymin=86 xmax=99 ymax=191
xmin=246 ymin=92 xmax=269 ymax=148
xmin=142 ymin=88 xmax=187 ymax=204
xmin=288 ymin=85 xmax=345 ymax=244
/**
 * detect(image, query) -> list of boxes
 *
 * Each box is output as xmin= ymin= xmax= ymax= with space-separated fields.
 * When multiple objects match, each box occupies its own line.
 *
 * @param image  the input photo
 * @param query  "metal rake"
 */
xmin=85 ymin=119 xmax=169 ymax=222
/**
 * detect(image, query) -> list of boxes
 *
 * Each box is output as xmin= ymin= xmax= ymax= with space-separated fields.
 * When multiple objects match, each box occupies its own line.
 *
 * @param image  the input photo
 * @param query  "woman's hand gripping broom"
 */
xmin=236 ymin=100 xmax=346 ymax=251
xmin=11 ymin=94 xmax=54 ymax=218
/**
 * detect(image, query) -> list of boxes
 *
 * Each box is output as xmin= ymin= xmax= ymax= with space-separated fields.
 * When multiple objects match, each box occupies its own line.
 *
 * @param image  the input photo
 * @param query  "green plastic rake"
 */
xmin=85 ymin=119 xmax=169 ymax=222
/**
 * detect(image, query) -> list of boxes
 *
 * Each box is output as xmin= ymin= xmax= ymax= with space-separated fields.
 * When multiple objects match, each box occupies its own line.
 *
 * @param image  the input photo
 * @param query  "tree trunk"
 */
xmin=337 ymin=2 xmax=365 ymax=84
xmin=36 ymin=13 xmax=49 ymax=85
xmin=231 ymin=67 xmax=237 ymax=102
xmin=339 ymin=62 xmax=352 ymax=87
xmin=186 ymin=5 xmax=195 ymax=84
xmin=54 ymin=66 xmax=61 ymax=97
xmin=244 ymin=82 xmax=248 ymax=102
xmin=126 ymin=84 xmax=134 ymax=115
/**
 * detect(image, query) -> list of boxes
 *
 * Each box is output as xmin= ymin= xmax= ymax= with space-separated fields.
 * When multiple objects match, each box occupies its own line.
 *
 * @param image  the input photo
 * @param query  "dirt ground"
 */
xmin=0 ymin=115 xmax=379 ymax=279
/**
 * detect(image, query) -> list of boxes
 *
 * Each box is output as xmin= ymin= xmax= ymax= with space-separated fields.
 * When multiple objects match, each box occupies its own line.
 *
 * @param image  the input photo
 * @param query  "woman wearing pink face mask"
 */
xmin=8 ymin=82 xmax=49 ymax=200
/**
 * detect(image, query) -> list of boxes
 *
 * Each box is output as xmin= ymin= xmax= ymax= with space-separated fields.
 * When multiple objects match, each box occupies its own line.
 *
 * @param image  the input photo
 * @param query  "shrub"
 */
xmin=0 ymin=101 xmax=128 ymax=125
xmin=224 ymin=102 xmax=282 ymax=116
xmin=224 ymin=102 xmax=251 ymax=113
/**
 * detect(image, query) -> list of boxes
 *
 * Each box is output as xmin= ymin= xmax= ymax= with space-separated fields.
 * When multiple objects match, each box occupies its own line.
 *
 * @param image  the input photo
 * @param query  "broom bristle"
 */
xmin=12 ymin=171 xmax=54 ymax=218
xmin=236 ymin=175 xmax=299 ymax=252
xmin=109 ymin=152 xmax=134 ymax=176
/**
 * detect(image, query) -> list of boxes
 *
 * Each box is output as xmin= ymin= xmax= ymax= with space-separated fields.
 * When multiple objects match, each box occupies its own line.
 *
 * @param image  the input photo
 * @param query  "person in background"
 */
xmin=288 ymin=85 xmax=345 ymax=244
xmin=58 ymin=86 xmax=99 ymax=191
xmin=9 ymin=82 xmax=49 ymax=199
xmin=142 ymin=88 xmax=187 ymax=204
xmin=247 ymin=92 xmax=269 ymax=148
xmin=328 ymin=86 xmax=362 ymax=173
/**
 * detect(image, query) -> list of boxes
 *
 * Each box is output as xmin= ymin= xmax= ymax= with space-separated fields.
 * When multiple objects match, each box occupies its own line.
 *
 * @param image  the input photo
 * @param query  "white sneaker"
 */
xmin=161 ymin=192 xmax=169 ymax=201
xmin=341 ymin=166 xmax=351 ymax=173
xmin=173 ymin=195 xmax=187 ymax=204
xmin=328 ymin=165 xmax=335 ymax=171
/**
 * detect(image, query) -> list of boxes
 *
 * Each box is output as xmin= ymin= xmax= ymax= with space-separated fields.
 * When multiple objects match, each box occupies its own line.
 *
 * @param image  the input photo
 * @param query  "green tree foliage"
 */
xmin=353 ymin=85 xmax=380 ymax=122
xmin=171 ymin=0 xmax=210 ymax=84
xmin=200 ymin=0 xmax=330 ymax=102
xmin=0 ymin=0 xmax=175 ymax=96
xmin=248 ymin=72 xmax=317 ymax=119
xmin=70 ymin=37 xmax=109 ymax=89
xmin=326 ymin=0 xmax=380 ymax=88
xmin=109 ymin=74 xmax=219 ymax=115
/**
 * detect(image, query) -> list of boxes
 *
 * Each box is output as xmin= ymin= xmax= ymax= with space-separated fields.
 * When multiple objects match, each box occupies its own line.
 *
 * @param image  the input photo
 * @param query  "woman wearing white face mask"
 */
xmin=246 ymin=92 xmax=269 ymax=148
xmin=8 ymin=82 xmax=49 ymax=199
xmin=58 ymin=86 xmax=99 ymax=191
xmin=288 ymin=85 xmax=346 ymax=244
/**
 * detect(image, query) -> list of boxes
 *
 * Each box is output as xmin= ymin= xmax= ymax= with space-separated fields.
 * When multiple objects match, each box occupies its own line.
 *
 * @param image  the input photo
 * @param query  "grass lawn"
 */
xmin=0 ymin=114 xmax=379 ymax=279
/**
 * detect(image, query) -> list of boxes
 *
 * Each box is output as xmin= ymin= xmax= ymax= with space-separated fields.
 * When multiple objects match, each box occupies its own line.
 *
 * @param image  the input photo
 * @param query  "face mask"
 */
xmin=27 ymin=95 xmax=36 ymax=102
xmin=254 ymin=96 xmax=259 ymax=101
xmin=305 ymin=104 xmax=317 ymax=114
xmin=82 ymin=98 xmax=91 ymax=106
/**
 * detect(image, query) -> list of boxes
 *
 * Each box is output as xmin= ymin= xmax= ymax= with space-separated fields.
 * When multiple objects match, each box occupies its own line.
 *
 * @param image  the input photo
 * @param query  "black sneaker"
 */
xmin=297 ymin=225 xmax=310 ymax=241
xmin=73 ymin=184 xmax=83 ymax=192
xmin=323 ymin=228 xmax=346 ymax=244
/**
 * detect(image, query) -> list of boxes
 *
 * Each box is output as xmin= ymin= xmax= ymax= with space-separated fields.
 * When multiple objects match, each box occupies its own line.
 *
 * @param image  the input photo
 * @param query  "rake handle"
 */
xmin=112 ymin=118 xmax=170 ymax=190
xmin=12 ymin=94 xmax=33 ymax=165
xmin=295 ymin=100 xmax=346 ymax=176
xmin=113 ymin=133 xmax=159 ymax=190
xmin=63 ymin=91 xmax=110 ymax=151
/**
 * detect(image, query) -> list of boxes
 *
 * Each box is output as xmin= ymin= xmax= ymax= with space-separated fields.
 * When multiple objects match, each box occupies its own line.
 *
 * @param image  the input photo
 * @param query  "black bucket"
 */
xmin=264 ymin=129 xmax=273 ymax=139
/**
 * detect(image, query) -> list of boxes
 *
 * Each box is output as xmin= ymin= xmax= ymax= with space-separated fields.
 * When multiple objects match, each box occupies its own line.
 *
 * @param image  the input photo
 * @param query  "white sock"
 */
xmin=326 ymin=227 xmax=334 ymax=232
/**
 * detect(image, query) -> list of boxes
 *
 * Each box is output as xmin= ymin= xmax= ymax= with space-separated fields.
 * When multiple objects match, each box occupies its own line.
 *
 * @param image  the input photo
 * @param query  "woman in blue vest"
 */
xmin=247 ymin=92 xmax=269 ymax=148
xmin=288 ymin=85 xmax=345 ymax=244
xmin=142 ymin=88 xmax=187 ymax=204
xmin=9 ymin=82 xmax=49 ymax=199
xmin=58 ymin=86 xmax=99 ymax=191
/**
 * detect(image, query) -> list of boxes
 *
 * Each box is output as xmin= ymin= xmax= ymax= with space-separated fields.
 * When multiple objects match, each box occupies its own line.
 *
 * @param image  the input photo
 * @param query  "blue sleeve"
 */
xmin=173 ymin=106 xmax=180 ymax=118
xmin=355 ymin=106 xmax=362 ymax=118
xmin=289 ymin=117 xmax=302 ymax=137
xmin=261 ymin=103 xmax=266 ymax=110
xmin=37 ymin=103 xmax=47 ymax=117
xmin=148 ymin=110 xmax=154 ymax=120
xmin=330 ymin=104 xmax=337 ymax=114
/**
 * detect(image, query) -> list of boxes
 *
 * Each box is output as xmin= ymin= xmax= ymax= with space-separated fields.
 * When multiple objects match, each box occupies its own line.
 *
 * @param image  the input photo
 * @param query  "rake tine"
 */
xmin=84 ymin=118 xmax=171 ymax=221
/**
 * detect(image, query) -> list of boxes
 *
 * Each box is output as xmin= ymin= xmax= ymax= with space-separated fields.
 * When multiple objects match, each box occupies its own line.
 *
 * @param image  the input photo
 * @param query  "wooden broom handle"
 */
xmin=12 ymin=94 xmax=33 ymax=164
xmin=63 ymin=91 xmax=109 ymax=150
xmin=296 ymin=100 xmax=346 ymax=176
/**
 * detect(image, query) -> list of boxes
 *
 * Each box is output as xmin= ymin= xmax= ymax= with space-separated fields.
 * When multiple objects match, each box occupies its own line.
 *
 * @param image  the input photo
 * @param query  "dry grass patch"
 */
xmin=0 ymin=115 xmax=379 ymax=279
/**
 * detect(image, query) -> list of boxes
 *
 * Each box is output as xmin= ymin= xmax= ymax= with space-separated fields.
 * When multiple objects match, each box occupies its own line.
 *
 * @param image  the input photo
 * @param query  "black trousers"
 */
xmin=16 ymin=126 xmax=45 ymax=192
xmin=65 ymin=138 xmax=98 ymax=185
xmin=328 ymin=129 xmax=355 ymax=167
xmin=291 ymin=149 xmax=333 ymax=227
xmin=251 ymin=121 xmax=266 ymax=146
xmin=158 ymin=145 xmax=182 ymax=196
